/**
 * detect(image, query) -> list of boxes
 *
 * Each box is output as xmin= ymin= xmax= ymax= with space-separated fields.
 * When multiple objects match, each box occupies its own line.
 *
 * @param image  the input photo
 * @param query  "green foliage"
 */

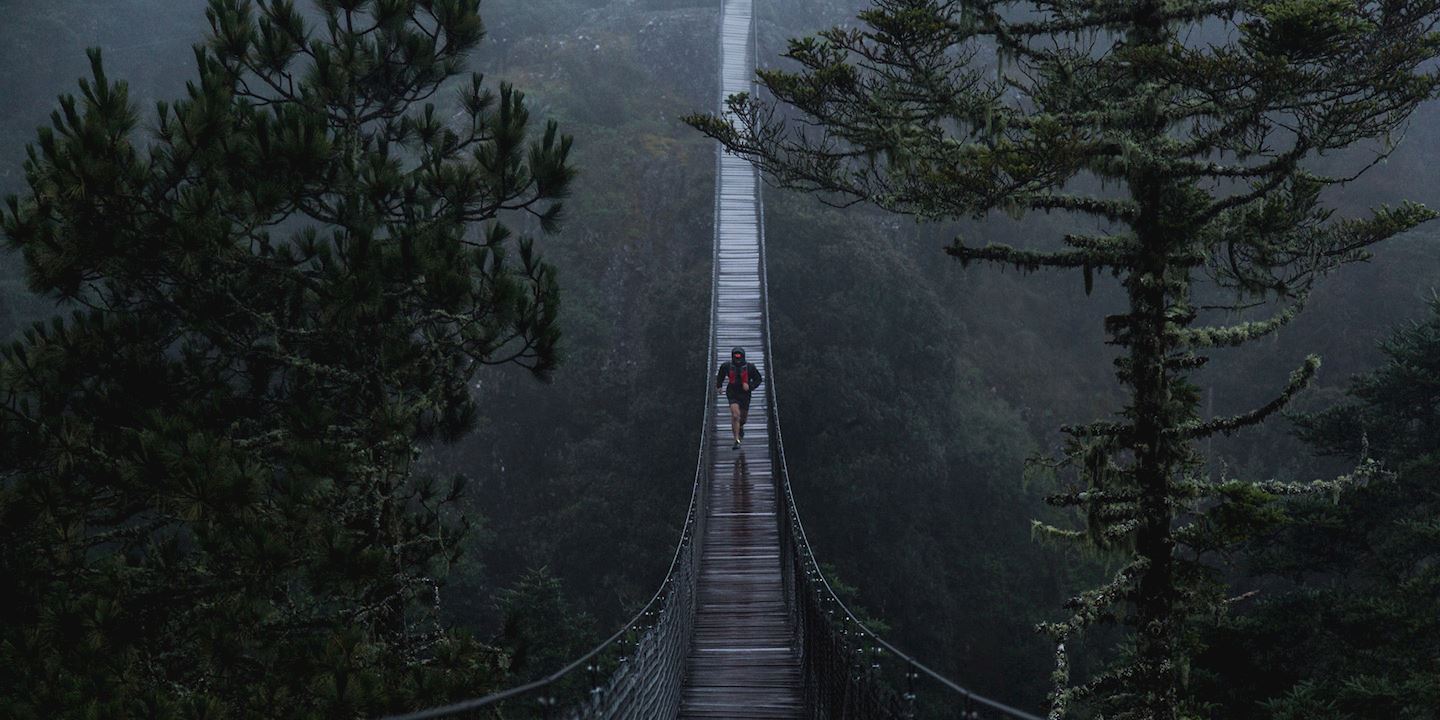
xmin=818 ymin=563 xmax=892 ymax=638
xmin=0 ymin=1 xmax=572 ymax=717
xmin=497 ymin=568 xmax=598 ymax=682
xmin=689 ymin=1 xmax=1440 ymax=717
xmin=4 ymin=2 xmax=1439 ymax=718
xmin=1192 ymin=296 xmax=1440 ymax=719
xmin=765 ymin=197 xmax=1088 ymax=706
xmin=1299 ymin=294 xmax=1440 ymax=461
xmin=428 ymin=0 xmax=716 ymax=636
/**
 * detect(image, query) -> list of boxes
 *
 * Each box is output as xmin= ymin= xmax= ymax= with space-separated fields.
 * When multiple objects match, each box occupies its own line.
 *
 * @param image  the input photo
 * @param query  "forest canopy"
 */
xmin=0 ymin=1 xmax=1438 ymax=719
xmin=0 ymin=1 xmax=572 ymax=716
xmin=689 ymin=0 xmax=1440 ymax=717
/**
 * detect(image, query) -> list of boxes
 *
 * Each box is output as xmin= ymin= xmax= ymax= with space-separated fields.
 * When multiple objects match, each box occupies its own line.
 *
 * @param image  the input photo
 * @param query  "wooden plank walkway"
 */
xmin=679 ymin=0 xmax=803 ymax=717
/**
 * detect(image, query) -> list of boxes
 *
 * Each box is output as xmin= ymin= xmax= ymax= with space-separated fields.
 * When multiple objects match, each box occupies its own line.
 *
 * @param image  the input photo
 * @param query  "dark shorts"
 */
xmin=726 ymin=389 xmax=752 ymax=412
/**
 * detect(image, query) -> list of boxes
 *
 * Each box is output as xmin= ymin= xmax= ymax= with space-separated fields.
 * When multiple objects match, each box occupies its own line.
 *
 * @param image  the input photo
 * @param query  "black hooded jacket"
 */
xmin=715 ymin=359 xmax=763 ymax=398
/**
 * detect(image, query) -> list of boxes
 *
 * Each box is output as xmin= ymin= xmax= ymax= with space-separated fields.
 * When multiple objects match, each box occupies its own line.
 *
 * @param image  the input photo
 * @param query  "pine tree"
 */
xmin=1195 ymin=296 xmax=1440 ymax=719
xmin=0 ymin=1 xmax=573 ymax=717
xmin=688 ymin=1 xmax=1440 ymax=717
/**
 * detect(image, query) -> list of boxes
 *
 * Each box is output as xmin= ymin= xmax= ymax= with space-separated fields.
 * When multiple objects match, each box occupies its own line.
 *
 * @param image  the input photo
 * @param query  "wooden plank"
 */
xmin=678 ymin=0 xmax=803 ymax=717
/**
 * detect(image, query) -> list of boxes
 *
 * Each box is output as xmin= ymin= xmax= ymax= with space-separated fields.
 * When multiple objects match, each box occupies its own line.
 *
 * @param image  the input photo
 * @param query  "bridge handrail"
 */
xmin=753 ymin=158 xmax=1043 ymax=720
xmin=376 ymin=435 xmax=706 ymax=719
xmin=381 ymin=241 xmax=717 ymax=720
xmin=378 ymin=89 xmax=724 ymax=720
xmin=384 ymin=0 xmax=1046 ymax=714
xmin=381 ymin=374 xmax=714 ymax=719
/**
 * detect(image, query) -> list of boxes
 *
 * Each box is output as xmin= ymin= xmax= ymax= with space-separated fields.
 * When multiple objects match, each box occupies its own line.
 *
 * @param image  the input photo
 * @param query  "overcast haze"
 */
xmin=3 ymin=2 xmax=1438 ymax=718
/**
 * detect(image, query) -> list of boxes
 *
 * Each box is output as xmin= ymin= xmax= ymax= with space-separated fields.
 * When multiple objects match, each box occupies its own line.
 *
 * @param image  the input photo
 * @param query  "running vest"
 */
xmin=728 ymin=364 xmax=750 ymax=389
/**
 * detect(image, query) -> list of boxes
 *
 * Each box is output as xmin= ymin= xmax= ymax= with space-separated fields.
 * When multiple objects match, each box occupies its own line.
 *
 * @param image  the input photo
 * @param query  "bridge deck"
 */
xmin=678 ymin=0 xmax=802 ymax=716
xmin=679 ymin=421 xmax=801 ymax=718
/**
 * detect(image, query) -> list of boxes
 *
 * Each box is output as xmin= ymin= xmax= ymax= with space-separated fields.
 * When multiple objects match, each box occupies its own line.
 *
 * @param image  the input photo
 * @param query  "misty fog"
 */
xmin=3 ymin=2 xmax=1438 ymax=719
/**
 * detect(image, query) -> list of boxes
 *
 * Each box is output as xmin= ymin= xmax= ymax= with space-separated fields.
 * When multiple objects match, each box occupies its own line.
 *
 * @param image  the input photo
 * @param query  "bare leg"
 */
xmin=729 ymin=402 xmax=742 ymax=444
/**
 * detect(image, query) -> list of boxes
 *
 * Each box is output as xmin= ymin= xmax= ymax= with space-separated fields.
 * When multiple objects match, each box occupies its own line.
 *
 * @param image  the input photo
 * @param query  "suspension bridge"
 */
xmin=385 ymin=1 xmax=1044 ymax=718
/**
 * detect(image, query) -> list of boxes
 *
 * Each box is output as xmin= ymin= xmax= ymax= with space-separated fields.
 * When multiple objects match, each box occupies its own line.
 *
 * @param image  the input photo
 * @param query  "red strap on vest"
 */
xmin=729 ymin=365 xmax=749 ymax=387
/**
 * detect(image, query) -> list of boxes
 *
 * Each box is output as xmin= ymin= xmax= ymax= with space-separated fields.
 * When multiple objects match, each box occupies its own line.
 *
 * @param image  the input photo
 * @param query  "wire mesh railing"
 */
xmin=379 ymin=379 xmax=712 ymax=720
xmin=753 ymin=174 xmax=1044 ymax=720
xmin=384 ymin=0 xmax=1048 ymax=715
xmin=376 ymin=100 xmax=727 ymax=720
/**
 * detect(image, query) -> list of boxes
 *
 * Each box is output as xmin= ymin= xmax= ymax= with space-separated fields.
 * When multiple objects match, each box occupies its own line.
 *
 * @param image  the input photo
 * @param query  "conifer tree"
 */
xmin=1197 ymin=296 xmax=1440 ymax=718
xmin=689 ymin=1 xmax=1440 ymax=717
xmin=0 ymin=1 xmax=573 ymax=717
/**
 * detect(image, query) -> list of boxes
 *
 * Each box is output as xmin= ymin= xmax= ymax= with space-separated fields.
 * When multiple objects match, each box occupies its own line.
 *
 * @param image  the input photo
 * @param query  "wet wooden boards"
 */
xmin=678 ymin=0 xmax=804 ymax=716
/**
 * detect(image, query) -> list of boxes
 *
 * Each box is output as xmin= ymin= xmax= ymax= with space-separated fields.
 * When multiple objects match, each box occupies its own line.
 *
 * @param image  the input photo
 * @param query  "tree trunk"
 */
xmin=1127 ymin=243 xmax=1179 ymax=719
xmin=1127 ymin=4 xmax=1181 ymax=715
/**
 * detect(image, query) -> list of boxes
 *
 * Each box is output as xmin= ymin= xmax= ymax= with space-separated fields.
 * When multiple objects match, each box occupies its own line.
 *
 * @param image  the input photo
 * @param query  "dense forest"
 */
xmin=1 ymin=1 xmax=1437 ymax=719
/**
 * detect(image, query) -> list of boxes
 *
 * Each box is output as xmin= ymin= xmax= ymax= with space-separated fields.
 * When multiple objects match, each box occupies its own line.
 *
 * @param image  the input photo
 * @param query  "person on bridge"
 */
xmin=716 ymin=347 xmax=763 ymax=450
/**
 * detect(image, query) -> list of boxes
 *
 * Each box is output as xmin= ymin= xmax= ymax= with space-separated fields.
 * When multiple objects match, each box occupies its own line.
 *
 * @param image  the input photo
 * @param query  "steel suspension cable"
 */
xmin=384 ymin=0 xmax=1047 ymax=715
xmin=752 ymin=121 xmax=1044 ymax=720
xmin=377 ymin=123 xmax=724 ymax=720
